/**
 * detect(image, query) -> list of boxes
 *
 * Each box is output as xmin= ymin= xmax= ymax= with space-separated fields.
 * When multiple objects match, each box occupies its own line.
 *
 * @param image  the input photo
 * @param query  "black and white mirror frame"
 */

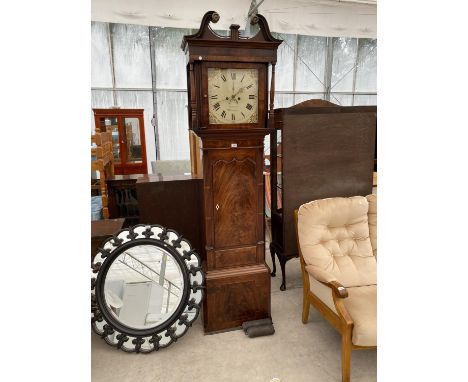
xmin=91 ymin=224 xmax=205 ymax=353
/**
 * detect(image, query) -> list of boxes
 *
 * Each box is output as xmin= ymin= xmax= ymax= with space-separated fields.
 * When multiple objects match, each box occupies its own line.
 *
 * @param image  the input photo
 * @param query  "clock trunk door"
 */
xmin=212 ymin=151 xmax=257 ymax=249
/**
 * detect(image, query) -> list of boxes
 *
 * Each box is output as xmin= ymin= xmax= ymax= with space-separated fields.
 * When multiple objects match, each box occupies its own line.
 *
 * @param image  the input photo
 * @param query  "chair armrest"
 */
xmin=305 ymin=265 xmax=348 ymax=299
xmin=304 ymin=265 xmax=352 ymax=326
xmin=327 ymin=281 xmax=348 ymax=299
xmin=319 ymin=279 xmax=353 ymax=326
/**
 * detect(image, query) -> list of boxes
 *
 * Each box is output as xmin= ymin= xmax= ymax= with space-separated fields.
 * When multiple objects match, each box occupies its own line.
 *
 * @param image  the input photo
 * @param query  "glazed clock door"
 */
xmin=208 ymin=68 xmax=259 ymax=124
xmin=212 ymin=151 xmax=257 ymax=249
xmin=201 ymin=62 xmax=266 ymax=129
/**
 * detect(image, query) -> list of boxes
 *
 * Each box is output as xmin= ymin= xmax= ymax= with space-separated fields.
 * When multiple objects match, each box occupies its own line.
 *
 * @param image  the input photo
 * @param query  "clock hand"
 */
xmin=229 ymin=95 xmax=239 ymax=104
xmin=227 ymin=95 xmax=239 ymax=104
xmin=229 ymin=88 xmax=241 ymax=102
xmin=229 ymin=84 xmax=246 ymax=104
xmin=227 ymin=94 xmax=238 ymax=104
xmin=232 ymin=86 xmax=245 ymax=98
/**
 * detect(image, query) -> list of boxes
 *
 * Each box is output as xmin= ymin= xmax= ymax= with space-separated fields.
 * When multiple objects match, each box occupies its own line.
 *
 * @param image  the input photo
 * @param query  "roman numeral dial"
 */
xmin=207 ymin=68 xmax=259 ymax=125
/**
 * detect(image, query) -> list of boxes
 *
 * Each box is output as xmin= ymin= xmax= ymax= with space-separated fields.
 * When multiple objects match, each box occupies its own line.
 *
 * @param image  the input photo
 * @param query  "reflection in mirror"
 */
xmin=104 ymin=245 xmax=184 ymax=330
xmin=92 ymin=225 xmax=205 ymax=353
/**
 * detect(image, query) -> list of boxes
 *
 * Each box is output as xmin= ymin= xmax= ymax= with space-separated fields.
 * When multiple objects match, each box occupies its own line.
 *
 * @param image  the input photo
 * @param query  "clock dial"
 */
xmin=208 ymin=68 xmax=259 ymax=124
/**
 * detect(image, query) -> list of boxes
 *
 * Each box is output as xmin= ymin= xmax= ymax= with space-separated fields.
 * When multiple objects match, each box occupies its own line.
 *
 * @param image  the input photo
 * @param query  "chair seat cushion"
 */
xmin=344 ymin=285 xmax=377 ymax=347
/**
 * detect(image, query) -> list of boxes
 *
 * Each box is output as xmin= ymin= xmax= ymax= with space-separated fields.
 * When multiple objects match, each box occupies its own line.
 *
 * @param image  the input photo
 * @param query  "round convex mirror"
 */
xmin=91 ymin=225 xmax=204 ymax=353
xmin=104 ymin=245 xmax=185 ymax=330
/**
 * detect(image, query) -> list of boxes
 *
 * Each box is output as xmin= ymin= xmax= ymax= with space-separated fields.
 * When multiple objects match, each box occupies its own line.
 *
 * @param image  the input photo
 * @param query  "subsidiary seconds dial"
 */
xmin=207 ymin=68 xmax=259 ymax=124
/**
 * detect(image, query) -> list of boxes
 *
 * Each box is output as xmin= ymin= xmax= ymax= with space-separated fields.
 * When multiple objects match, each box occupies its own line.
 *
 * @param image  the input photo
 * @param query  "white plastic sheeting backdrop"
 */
xmin=91 ymin=0 xmax=376 ymax=39
xmin=91 ymin=22 xmax=376 ymax=167
xmin=257 ymin=0 xmax=376 ymax=38
xmin=92 ymin=0 xmax=253 ymax=32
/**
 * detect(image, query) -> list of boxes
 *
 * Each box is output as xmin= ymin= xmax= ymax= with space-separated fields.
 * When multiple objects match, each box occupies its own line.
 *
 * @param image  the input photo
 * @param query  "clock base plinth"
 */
xmin=202 ymin=264 xmax=271 ymax=333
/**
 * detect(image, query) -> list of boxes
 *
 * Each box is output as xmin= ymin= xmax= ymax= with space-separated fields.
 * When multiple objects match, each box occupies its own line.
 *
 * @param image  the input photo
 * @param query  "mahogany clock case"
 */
xmin=182 ymin=11 xmax=282 ymax=333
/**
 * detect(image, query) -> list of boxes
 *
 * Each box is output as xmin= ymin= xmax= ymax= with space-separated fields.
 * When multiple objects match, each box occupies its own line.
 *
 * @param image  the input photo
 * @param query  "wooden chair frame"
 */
xmin=294 ymin=209 xmax=376 ymax=382
xmin=91 ymin=131 xmax=114 ymax=219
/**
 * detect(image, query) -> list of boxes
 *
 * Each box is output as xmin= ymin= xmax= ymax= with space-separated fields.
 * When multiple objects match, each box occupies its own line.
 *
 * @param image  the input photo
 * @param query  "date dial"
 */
xmin=208 ymin=68 xmax=258 ymax=124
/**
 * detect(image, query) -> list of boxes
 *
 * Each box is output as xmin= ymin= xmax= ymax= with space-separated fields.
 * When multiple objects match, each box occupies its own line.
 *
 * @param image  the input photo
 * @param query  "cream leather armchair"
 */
xmin=295 ymin=195 xmax=377 ymax=382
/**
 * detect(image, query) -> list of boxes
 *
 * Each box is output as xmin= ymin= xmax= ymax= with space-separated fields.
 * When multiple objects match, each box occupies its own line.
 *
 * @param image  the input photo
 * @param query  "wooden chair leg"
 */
xmin=302 ymin=292 xmax=310 ymax=324
xmin=341 ymin=330 xmax=352 ymax=382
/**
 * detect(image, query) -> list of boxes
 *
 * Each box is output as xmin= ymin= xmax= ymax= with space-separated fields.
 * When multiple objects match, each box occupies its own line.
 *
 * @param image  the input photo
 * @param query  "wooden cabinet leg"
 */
xmin=279 ymin=259 xmax=286 ymax=291
xmin=341 ymin=330 xmax=352 ymax=382
xmin=269 ymin=244 xmax=276 ymax=277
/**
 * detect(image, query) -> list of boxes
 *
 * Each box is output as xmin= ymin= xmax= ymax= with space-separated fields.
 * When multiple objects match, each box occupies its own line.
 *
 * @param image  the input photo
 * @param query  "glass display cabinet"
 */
xmin=93 ymin=109 xmax=148 ymax=175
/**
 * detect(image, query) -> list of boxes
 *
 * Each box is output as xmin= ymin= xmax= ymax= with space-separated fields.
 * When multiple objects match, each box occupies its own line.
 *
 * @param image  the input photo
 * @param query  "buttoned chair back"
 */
xmin=297 ymin=196 xmax=376 ymax=288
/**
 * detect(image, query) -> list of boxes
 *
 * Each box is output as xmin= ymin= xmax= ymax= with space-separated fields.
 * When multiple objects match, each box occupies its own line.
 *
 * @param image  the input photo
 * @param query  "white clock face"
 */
xmin=207 ymin=68 xmax=259 ymax=124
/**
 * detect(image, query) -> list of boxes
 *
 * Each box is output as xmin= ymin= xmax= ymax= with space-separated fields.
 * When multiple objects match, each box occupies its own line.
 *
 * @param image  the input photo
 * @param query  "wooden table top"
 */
xmin=91 ymin=218 xmax=125 ymax=238
xmin=136 ymin=174 xmax=203 ymax=184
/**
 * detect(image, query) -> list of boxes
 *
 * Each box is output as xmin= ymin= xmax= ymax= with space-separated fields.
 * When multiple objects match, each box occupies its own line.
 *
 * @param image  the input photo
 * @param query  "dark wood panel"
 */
xmin=203 ymin=264 xmax=270 ymax=332
xmin=271 ymin=211 xmax=283 ymax=247
xmin=136 ymin=175 xmax=204 ymax=257
xmin=214 ymin=246 xmax=257 ymax=269
xmin=270 ymin=101 xmax=376 ymax=290
xmin=212 ymin=155 xmax=257 ymax=248
xmin=106 ymin=175 xmax=142 ymax=226
xmin=91 ymin=218 xmax=125 ymax=260
xmin=282 ymin=112 xmax=376 ymax=257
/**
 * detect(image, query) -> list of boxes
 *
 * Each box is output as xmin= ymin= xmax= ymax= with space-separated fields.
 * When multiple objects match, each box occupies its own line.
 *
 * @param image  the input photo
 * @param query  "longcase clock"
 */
xmin=182 ymin=11 xmax=282 ymax=333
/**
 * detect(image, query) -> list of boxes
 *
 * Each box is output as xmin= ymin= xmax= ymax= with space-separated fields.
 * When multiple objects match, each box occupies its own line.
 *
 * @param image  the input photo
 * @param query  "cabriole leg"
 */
xmin=279 ymin=259 xmax=286 ymax=291
xmin=270 ymin=244 xmax=276 ymax=277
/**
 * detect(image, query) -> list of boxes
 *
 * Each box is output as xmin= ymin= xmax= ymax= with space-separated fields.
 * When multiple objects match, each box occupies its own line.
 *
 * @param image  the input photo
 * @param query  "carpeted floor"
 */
xmin=92 ymin=225 xmax=376 ymax=382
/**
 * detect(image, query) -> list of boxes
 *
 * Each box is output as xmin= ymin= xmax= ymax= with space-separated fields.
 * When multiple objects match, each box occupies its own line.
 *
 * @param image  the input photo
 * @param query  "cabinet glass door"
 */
xmin=98 ymin=117 xmax=121 ymax=163
xmin=123 ymin=117 xmax=143 ymax=164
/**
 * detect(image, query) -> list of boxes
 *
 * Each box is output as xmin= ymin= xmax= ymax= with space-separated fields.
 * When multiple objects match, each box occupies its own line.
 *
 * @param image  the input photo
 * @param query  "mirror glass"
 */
xmin=104 ymin=245 xmax=184 ymax=330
